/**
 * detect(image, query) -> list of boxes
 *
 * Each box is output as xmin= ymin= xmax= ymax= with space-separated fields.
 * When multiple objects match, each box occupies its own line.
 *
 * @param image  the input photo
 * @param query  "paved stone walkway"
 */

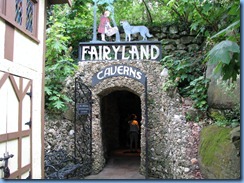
xmin=84 ymin=149 xmax=145 ymax=179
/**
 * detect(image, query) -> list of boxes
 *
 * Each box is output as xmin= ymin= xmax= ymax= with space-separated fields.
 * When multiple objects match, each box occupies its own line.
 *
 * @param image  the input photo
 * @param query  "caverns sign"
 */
xmin=92 ymin=64 xmax=146 ymax=86
xmin=79 ymin=41 xmax=162 ymax=61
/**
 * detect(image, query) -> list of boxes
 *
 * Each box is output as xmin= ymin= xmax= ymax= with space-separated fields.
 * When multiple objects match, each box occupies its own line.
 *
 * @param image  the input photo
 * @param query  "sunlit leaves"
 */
xmin=205 ymin=0 xmax=240 ymax=82
xmin=161 ymin=55 xmax=209 ymax=111
xmin=45 ymin=4 xmax=78 ymax=113
xmin=206 ymin=40 xmax=240 ymax=81
xmin=210 ymin=20 xmax=240 ymax=42
xmin=207 ymin=40 xmax=239 ymax=65
xmin=44 ymin=0 xmax=241 ymax=113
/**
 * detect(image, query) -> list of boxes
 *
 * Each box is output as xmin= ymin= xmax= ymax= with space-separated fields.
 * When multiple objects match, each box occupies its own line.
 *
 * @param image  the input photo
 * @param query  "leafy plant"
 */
xmin=204 ymin=2 xmax=240 ymax=81
xmin=185 ymin=112 xmax=201 ymax=123
xmin=209 ymin=109 xmax=239 ymax=128
xmin=206 ymin=40 xmax=240 ymax=81
xmin=45 ymin=59 xmax=77 ymax=112
xmin=184 ymin=76 xmax=210 ymax=111
xmin=163 ymin=0 xmax=231 ymax=35
xmin=45 ymin=5 xmax=78 ymax=113
xmin=161 ymin=54 xmax=209 ymax=111
xmin=202 ymin=1 xmax=240 ymax=126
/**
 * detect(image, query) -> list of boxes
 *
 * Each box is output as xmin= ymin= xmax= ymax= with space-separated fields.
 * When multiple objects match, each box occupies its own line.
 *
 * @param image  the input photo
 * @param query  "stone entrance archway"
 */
xmin=90 ymin=76 xmax=145 ymax=174
xmin=100 ymin=90 xmax=141 ymax=159
xmin=77 ymin=61 xmax=195 ymax=178
xmin=44 ymin=60 xmax=202 ymax=178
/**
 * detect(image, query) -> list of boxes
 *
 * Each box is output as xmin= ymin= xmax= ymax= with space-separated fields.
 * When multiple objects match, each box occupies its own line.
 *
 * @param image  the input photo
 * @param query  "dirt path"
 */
xmin=85 ymin=149 xmax=145 ymax=179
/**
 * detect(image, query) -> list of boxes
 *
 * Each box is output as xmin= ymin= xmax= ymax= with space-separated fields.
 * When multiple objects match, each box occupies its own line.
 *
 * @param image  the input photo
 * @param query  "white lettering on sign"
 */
xmin=140 ymin=45 xmax=149 ymax=60
xmin=82 ymin=46 xmax=90 ymax=60
xmin=97 ymin=70 xmax=104 ymax=80
xmin=88 ymin=46 xmax=98 ymax=60
xmin=103 ymin=46 xmax=111 ymax=60
xmin=99 ymin=46 xmax=103 ymax=60
xmin=151 ymin=45 xmax=160 ymax=60
xmin=92 ymin=65 xmax=146 ymax=86
xmin=129 ymin=46 xmax=139 ymax=60
xmin=112 ymin=46 xmax=120 ymax=60
xmin=81 ymin=45 xmax=160 ymax=61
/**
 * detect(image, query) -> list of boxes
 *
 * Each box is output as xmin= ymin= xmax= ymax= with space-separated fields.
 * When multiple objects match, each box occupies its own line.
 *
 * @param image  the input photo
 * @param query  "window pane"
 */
xmin=15 ymin=0 xmax=23 ymax=25
xmin=26 ymin=0 xmax=34 ymax=32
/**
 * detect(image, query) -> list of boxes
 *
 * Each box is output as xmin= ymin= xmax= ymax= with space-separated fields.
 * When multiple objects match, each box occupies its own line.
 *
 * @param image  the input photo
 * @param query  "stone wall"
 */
xmin=119 ymin=23 xmax=204 ymax=57
xmin=44 ymin=116 xmax=75 ymax=155
xmin=91 ymin=60 xmax=197 ymax=179
xmin=44 ymin=59 xmax=202 ymax=179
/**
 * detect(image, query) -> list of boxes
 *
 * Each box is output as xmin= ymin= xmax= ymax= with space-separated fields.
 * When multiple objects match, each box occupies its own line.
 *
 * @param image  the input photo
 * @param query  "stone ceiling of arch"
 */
xmin=93 ymin=76 xmax=145 ymax=97
xmin=78 ymin=60 xmax=162 ymax=92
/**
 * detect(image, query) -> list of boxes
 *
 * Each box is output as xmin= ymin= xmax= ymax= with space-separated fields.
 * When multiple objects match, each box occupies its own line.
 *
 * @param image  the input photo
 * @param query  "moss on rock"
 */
xmin=199 ymin=125 xmax=231 ymax=166
xmin=199 ymin=125 xmax=240 ymax=179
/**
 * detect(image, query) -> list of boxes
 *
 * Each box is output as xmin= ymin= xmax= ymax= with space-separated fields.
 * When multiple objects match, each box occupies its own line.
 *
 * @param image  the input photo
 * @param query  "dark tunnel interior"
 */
xmin=100 ymin=90 xmax=141 ymax=158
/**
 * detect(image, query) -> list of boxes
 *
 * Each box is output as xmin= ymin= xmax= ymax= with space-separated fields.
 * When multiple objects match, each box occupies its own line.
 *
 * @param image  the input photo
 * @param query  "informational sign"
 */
xmin=77 ymin=103 xmax=90 ymax=115
xmin=78 ymin=41 xmax=162 ymax=61
xmin=92 ymin=64 xmax=146 ymax=86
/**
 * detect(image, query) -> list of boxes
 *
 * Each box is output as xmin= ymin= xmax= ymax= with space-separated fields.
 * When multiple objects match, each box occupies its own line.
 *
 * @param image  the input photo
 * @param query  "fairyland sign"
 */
xmin=79 ymin=41 xmax=162 ymax=61
xmin=92 ymin=64 xmax=146 ymax=86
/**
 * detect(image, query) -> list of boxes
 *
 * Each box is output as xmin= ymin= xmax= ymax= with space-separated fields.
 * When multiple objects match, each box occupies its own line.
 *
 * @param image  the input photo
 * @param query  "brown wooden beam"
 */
xmin=4 ymin=22 xmax=14 ymax=61
xmin=8 ymin=164 xmax=31 ymax=179
xmin=0 ymin=72 xmax=9 ymax=89
xmin=0 ymin=130 xmax=30 ymax=143
xmin=48 ymin=0 xmax=72 ymax=6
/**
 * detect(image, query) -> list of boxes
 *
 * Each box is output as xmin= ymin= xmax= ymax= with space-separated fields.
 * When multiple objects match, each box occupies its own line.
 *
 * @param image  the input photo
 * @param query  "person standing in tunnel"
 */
xmin=128 ymin=114 xmax=140 ymax=152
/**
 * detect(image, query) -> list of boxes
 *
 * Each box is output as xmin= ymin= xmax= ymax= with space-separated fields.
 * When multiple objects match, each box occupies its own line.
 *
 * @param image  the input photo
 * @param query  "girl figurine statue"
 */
xmin=98 ymin=10 xmax=118 ymax=41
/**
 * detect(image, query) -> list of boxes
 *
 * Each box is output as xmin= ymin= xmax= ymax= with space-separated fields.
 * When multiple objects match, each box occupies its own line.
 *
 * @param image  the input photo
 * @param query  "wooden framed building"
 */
xmin=0 ymin=0 xmax=71 ymax=179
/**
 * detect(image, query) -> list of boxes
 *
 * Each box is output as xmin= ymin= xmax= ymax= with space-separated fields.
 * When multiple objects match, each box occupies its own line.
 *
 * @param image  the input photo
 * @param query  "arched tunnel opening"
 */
xmin=100 ymin=90 xmax=141 ymax=160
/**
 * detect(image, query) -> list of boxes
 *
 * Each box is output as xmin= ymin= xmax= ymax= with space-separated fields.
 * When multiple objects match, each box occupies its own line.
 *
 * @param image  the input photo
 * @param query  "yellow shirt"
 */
xmin=131 ymin=120 xmax=138 ymax=125
xmin=129 ymin=120 xmax=139 ymax=132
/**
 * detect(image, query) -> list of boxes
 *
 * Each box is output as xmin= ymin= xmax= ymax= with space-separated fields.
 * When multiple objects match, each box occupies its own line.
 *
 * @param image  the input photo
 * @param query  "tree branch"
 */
xmin=193 ymin=3 xmax=218 ymax=32
xmin=142 ymin=0 xmax=153 ymax=24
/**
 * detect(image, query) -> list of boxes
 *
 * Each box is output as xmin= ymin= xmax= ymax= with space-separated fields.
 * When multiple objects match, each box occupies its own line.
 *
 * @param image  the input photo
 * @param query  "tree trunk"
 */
xmin=142 ymin=0 xmax=153 ymax=24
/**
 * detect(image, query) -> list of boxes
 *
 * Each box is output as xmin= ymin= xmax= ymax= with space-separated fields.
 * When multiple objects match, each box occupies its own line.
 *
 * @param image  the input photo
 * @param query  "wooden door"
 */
xmin=0 ymin=71 xmax=32 ymax=179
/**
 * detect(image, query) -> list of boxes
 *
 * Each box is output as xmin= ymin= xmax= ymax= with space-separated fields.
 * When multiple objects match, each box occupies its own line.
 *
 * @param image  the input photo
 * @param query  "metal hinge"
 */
xmin=26 ymin=171 xmax=31 ymax=179
xmin=26 ymin=92 xmax=32 ymax=98
xmin=25 ymin=120 xmax=32 ymax=128
xmin=0 ymin=152 xmax=14 ymax=178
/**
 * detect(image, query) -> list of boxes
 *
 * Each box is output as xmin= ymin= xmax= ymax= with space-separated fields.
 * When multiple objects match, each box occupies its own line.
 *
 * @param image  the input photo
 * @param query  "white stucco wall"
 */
xmin=0 ymin=0 xmax=46 ymax=179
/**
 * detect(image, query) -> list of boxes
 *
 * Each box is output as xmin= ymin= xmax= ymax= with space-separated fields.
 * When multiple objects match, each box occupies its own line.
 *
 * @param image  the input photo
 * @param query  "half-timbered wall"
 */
xmin=0 ymin=73 xmax=32 ymax=179
xmin=0 ymin=0 xmax=46 ymax=179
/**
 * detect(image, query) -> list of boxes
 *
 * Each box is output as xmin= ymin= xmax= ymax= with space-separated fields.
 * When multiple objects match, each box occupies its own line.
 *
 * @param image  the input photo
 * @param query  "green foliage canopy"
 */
xmin=45 ymin=0 xmax=240 ymax=114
